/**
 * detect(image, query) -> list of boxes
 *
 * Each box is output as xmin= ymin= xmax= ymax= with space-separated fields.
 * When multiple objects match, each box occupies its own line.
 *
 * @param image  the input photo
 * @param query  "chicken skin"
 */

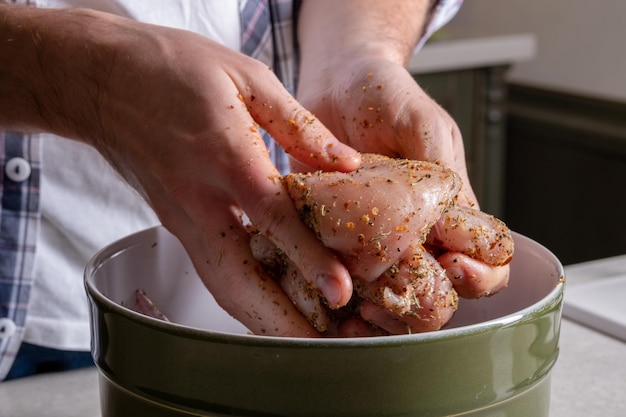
xmin=250 ymin=154 xmax=514 ymax=336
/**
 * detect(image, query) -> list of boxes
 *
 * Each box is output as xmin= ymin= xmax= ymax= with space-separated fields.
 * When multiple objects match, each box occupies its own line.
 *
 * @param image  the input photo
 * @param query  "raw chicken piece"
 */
xmin=425 ymin=204 xmax=514 ymax=299
xmin=354 ymin=243 xmax=458 ymax=331
xmin=133 ymin=289 xmax=170 ymax=322
xmin=283 ymin=153 xmax=462 ymax=282
xmin=427 ymin=205 xmax=514 ymax=267
xmin=250 ymin=154 xmax=514 ymax=336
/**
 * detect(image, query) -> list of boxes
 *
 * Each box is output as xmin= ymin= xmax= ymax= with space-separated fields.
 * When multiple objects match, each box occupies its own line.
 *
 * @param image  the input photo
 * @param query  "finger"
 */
xmin=249 ymin=231 xmax=332 ymax=332
xmin=182 ymin=211 xmax=322 ymax=337
xmin=360 ymin=299 xmax=456 ymax=335
xmin=143 ymin=180 xmax=321 ymax=337
xmin=358 ymin=302 xmax=412 ymax=335
xmin=334 ymin=316 xmax=386 ymax=338
xmin=437 ymin=252 xmax=510 ymax=299
xmin=230 ymin=61 xmax=361 ymax=172
xmin=244 ymin=168 xmax=354 ymax=308
xmin=427 ymin=205 xmax=514 ymax=267
xmin=207 ymin=103 xmax=355 ymax=309
xmin=356 ymin=246 xmax=459 ymax=335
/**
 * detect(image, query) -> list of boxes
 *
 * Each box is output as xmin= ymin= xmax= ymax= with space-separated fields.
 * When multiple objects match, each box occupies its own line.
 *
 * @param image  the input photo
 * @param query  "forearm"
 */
xmin=297 ymin=0 xmax=431 ymax=82
xmin=0 ymin=5 xmax=45 ymax=131
xmin=0 ymin=5 xmax=116 ymax=140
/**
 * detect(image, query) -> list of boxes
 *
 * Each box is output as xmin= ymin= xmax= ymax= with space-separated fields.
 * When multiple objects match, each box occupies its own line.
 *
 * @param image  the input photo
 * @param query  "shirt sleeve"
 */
xmin=415 ymin=0 xmax=463 ymax=51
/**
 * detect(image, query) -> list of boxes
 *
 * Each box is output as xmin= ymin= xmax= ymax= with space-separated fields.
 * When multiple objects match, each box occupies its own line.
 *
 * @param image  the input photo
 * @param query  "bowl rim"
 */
xmin=85 ymin=226 xmax=565 ymax=348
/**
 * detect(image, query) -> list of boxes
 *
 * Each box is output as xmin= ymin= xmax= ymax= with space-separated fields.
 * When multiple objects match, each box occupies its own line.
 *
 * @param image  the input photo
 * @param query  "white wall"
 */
xmin=445 ymin=0 xmax=626 ymax=102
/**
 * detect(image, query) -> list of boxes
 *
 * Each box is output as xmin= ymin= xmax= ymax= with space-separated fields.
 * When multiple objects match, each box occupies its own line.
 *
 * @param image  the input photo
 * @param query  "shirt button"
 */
xmin=5 ymin=157 xmax=32 ymax=183
xmin=0 ymin=318 xmax=17 ymax=339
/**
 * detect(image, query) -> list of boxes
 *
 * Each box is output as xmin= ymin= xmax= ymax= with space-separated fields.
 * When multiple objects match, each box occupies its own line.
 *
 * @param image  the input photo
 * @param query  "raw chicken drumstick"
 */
xmin=250 ymin=154 xmax=514 ymax=336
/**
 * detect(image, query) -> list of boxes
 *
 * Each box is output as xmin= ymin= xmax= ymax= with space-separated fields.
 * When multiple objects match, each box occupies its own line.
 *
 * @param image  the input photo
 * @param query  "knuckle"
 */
xmin=251 ymin=193 xmax=291 ymax=239
xmin=249 ymin=193 xmax=313 ymax=269
xmin=283 ymin=107 xmax=322 ymax=139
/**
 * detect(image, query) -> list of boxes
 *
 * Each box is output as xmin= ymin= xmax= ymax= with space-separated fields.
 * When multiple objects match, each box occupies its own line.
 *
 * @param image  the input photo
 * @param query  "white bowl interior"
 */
xmin=91 ymin=227 xmax=563 ymax=335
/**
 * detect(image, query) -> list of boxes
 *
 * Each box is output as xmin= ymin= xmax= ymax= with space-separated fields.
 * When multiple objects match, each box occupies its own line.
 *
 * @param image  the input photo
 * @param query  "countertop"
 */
xmin=552 ymin=255 xmax=626 ymax=417
xmin=410 ymin=33 xmax=536 ymax=74
xmin=2 ymin=255 xmax=625 ymax=417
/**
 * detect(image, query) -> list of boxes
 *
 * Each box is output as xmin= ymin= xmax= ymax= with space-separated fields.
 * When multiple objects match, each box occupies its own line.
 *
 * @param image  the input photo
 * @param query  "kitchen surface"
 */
xmin=1 ymin=255 xmax=625 ymax=417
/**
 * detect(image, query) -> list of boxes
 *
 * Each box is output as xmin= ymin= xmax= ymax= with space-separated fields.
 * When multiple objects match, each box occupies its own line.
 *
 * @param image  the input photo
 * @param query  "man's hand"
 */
xmin=0 ymin=5 xmax=361 ymax=336
xmin=296 ymin=56 xmax=478 ymax=207
xmin=295 ymin=0 xmax=511 ymax=334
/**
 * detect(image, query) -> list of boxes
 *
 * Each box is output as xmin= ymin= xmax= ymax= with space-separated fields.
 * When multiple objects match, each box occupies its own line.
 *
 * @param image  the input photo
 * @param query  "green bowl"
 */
xmin=85 ymin=226 xmax=564 ymax=417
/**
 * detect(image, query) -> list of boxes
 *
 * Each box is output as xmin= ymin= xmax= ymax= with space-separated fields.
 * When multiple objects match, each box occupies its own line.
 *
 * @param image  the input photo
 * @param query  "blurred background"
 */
xmin=411 ymin=0 xmax=626 ymax=265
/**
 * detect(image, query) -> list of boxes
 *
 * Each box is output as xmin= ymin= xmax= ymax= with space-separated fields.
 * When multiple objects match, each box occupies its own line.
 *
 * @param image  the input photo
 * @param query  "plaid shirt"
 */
xmin=0 ymin=133 xmax=41 ymax=379
xmin=0 ymin=0 xmax=461 ymax=380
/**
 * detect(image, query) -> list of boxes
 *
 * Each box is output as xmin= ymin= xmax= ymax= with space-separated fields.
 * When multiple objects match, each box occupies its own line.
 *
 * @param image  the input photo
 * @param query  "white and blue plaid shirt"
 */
xmin=0 ymin=0 xmax=462 ymax=379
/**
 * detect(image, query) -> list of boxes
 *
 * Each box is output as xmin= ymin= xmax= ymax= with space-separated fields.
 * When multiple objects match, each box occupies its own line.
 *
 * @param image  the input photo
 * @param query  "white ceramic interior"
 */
xmin=91 ymin=227 xmax=562 ymax=335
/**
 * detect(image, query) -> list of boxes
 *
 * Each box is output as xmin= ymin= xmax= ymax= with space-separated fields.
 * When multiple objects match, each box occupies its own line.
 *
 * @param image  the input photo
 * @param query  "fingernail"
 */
xmin=316 ymin=274 xmax=343 ymax=308
xmin=326 ymin=143 xmax=361 ymax=166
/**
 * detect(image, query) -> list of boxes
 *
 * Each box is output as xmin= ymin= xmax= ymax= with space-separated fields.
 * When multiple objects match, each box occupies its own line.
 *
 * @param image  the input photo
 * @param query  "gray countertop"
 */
xmin=410 ymin=33 xmax=536 ymax=74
